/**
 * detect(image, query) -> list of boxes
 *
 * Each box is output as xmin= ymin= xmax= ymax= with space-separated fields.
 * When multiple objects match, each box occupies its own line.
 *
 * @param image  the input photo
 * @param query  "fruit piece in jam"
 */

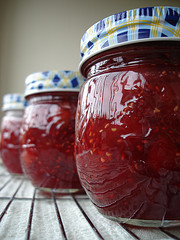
xmin=20 ymin=93 xmax=82 ymax=191
xmin=75 ymin=49 xmax=180 ymax=222
xmin=1 ymin=116 xmax=23 ymax=174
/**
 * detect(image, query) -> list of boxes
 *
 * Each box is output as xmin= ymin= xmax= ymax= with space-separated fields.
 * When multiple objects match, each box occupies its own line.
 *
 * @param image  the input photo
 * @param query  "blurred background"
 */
xmin=0 ymin=0 xmax=179 ymax=120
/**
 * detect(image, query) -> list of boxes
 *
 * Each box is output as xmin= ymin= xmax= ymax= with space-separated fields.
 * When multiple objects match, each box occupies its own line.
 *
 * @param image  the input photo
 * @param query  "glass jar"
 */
xmin=1 ymin=93 xmax=25 ymax=175
xmin=75 ymin=6 xmax=180 ymax=227
xmin=20 ymin=70 xmax=85 ymax=193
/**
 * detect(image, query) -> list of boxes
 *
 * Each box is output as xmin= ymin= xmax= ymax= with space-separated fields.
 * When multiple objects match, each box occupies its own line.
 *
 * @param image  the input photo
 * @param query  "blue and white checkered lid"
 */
xmin=79 ymin=6 xmax=180 ymax=74
xmin=2 ymin=93 xmax=26 ymax=111
xmin=24 ymin=70 xmax=86 ymax=96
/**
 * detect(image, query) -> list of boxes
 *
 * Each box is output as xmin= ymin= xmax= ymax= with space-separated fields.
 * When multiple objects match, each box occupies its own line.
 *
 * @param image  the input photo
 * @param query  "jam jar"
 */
xmin=20 ymin=70 xmax=85 ymax=193
xmin=75 ymin=6 xmax=180 ymax=227
xmin=1 ymin=93 xmax=26 ymax=175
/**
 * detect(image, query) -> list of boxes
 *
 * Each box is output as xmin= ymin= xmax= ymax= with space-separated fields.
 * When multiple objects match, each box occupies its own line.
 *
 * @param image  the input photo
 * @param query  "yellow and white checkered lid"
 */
xmin=2 ymin=93 xmax=26 ymax=111
xmin=79 ymin=6 xmax=180 ymax=74
xmin=24 ymin=70 xmax=86 ymax=96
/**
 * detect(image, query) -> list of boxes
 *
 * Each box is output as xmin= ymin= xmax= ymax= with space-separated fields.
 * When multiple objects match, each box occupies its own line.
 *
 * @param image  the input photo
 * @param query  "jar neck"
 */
xmin=81 ymin=41 xmax=180 ymax=78
xmin=26 ymin=91 xmax=79 ymax=104
xmin=4 ymin=110 xmax=24 ymax=117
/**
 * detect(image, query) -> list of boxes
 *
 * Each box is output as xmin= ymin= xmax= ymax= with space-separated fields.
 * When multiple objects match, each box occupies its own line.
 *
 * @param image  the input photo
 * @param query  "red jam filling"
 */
xmin=1 ymin=116 xmax=23 ymax=174
xmin=75 ymin=42 xmax=180 ymax=221
xmin=20 ymin=92 xmax=82 ymax=190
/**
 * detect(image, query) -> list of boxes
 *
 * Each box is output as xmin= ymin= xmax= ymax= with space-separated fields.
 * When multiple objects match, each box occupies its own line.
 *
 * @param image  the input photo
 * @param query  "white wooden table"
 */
xmin=0 ymin=164 xmax=180 ymax=240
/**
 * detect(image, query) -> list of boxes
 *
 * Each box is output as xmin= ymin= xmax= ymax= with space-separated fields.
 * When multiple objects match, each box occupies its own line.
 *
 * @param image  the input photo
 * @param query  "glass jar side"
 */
xmin=20 ymin=92 xmax=83 ymax=193
xmin=75 ymin=41 xmax=180 ymax=227
xmin=1 ymin=110 xmax=24 ymax=175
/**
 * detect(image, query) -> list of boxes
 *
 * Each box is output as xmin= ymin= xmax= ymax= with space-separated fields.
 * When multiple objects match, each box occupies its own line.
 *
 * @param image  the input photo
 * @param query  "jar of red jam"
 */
xmin=1 ymin=93 xmax=26 ymax=175
xmin=20 ymin=70 xmax=85 ymax=193
xmin=75 ymin=6 xmax=180 ymax=227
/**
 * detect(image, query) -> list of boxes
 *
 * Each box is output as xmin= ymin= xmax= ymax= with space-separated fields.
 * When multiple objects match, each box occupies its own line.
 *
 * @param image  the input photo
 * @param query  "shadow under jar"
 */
xmin=75 ymin=6 xmax=180 ymax=227
xmin=20 ymin=70 xmax=85 ymax=193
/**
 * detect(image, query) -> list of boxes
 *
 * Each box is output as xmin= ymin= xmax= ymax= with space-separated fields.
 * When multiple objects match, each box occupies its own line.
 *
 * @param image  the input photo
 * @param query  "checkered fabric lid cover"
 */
xmin=2 ymin=93 xmax=26 ymax=111
xmin=24 ymin=70 xmax=86 ymax=96
xmin=79 ymin=6 xmax=180 ymax=72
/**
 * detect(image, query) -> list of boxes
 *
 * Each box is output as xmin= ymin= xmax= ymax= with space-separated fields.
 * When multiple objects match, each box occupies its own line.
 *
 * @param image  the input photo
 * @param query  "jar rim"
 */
xmin=79 ymin=38 xmax=180 ymax=77
xmin=24 ymin=88 xmax=80 ymax=97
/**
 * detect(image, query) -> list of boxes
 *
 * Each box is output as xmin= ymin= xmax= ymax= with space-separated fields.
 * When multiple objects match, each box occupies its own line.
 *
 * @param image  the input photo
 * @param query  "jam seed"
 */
xmin=137 ymin=145 xmax=142 ymax=151
xmin=123 ymin=107 xmax=129 ymax=112
xmin=147 ymin=84 xmax=152 ymax=90
xmin=111 ymin=128 xmax=117 ymax=132
xmin=104 ymin=123 xmax=110 ymax=129
xmin=90 ymin=150 xmax=93 ymax=155
xmin=155 ymin=86 xmax=160 ymax=92
xmin=106 ymin=152 xmax=111 ymax=157
xmin=117 ymin=139 xmax=122 ymax=143
xmin=174 ymin=106 xmax=178 ymax=112
xmin=109 ymin=193 xmax=114 ymax=199
xmin=153 ymin=107 xmax=160 ymax=113
xmin=129 ymin=102 xmax=134 ymax=107
xmin=101 ymin=157 xmax=105 ymax=162
xmin=89 ymin=139 xmax=93 ymax=143
xmin=134 ymin=164 xmax=139 ymax=170
xmin=99 ymin=129 xmax=103 ymax=133
xmin=176 ymin=152 xmax=180 ymax=157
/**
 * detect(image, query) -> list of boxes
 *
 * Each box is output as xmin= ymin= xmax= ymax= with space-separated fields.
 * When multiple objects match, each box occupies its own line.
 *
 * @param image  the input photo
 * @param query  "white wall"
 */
xmin=0 ymin=0 xmax=179 ymax=119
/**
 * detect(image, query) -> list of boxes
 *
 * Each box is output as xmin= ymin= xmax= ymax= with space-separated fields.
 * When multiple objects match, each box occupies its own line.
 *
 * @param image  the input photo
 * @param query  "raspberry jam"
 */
xmin=20 ymin=92 xmax=82 ymax=192
xmin=1 ymin=110 xmax=24 ymax=174
xmin=75 ymin=41 xmax=180 ymax=226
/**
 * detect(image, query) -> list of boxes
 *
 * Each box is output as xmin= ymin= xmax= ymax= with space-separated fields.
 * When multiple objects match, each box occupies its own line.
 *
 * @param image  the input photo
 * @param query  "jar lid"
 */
xmin=24 ymin=70 xmax=86 ymax=96
xmin=79 ymin=6 xmax=180 ymax=73
xmin=2 ymin=93 xmax=26 ymax=111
